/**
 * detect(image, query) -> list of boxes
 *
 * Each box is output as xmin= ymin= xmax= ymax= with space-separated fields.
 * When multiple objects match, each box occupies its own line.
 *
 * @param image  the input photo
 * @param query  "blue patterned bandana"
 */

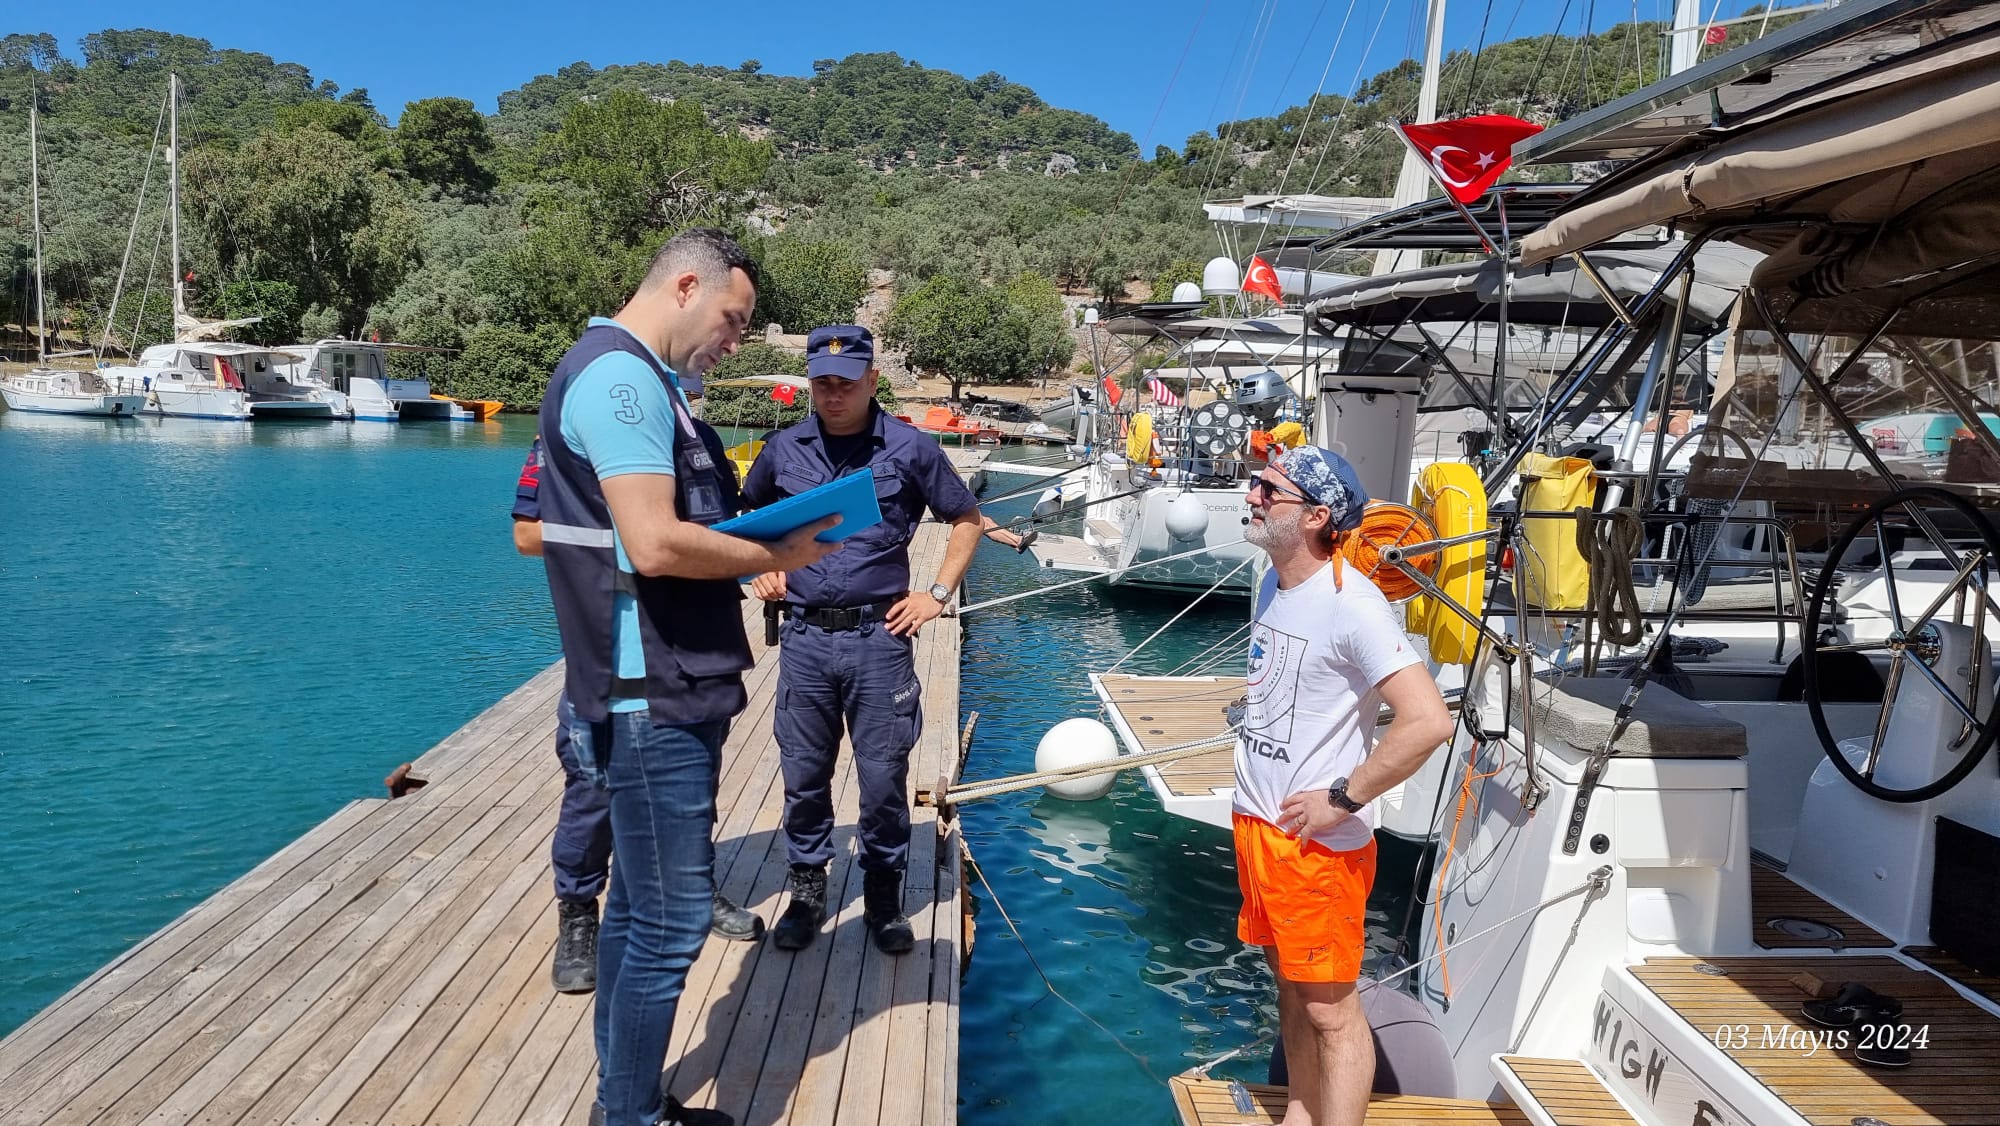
xmin=1276 ymin=446 xmax=1370 ymax=531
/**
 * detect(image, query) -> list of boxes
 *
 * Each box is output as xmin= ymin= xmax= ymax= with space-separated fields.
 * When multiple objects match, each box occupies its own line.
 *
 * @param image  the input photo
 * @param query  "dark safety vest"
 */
xmin=536 ymin=324 xmax=752 ymax=725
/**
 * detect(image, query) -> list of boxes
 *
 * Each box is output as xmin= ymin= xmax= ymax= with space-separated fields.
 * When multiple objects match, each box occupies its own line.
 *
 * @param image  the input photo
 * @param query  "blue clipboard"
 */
xmin=714 ymin=467 xmax=882 ymax=542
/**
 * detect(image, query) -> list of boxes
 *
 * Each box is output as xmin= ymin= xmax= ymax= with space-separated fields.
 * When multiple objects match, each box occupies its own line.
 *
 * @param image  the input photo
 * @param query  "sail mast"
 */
xmin=1374 ymin=0 xmax=1447 ymax=276
xmin=30 ymin=94 xmax=47 ymax=364
xmin=169 ymin=72 xmax=184 ymax=332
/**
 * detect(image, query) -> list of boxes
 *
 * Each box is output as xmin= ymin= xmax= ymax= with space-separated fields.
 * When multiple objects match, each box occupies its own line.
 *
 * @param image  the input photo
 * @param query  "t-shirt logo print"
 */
xmin=1243 ymin=621 xmax=1304 ymax=745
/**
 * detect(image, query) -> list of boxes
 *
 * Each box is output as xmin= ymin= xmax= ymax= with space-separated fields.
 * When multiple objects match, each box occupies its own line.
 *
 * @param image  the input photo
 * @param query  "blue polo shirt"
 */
xmin=741 ymin=403 xmax=977 ymax=607
xmin=559 ymin=317 xmax=688 ymax=712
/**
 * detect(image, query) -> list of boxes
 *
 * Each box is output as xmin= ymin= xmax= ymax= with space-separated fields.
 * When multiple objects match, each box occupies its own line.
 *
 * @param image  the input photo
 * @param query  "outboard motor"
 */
xmin=1234 ymin=369 xmax=1298 ymax=426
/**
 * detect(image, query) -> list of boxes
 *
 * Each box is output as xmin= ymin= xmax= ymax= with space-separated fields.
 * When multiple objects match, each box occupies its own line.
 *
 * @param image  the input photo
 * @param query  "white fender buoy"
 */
xmin=1032 ymin=485 xmax=1064 ymax=519
xmin=1035 ymin=718 xmax=1121 ymax=800
xmin=1164 ymin=492 xmax=1211 ymax=542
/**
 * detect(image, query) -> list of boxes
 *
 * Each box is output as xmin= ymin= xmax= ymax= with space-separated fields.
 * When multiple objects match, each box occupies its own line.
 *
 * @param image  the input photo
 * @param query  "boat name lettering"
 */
xmin=1592 ymin=996 xmax=1667 ymax=1102
xmin=1589 ymin=994 xmax=1750 ymax=1126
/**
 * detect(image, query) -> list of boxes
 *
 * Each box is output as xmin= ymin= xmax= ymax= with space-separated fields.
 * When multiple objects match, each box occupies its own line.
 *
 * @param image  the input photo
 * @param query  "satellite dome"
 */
xmin=1171 ymin=281 xmax=1202 ymax=304
xmin=1201 ymin=256 xmax=1241 ymax=297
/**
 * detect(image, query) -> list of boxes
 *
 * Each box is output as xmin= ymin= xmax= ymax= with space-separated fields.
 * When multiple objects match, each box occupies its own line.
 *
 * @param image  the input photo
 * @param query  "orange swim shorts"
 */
xmin=1233 ymin=812 xmax=1377 ymax=983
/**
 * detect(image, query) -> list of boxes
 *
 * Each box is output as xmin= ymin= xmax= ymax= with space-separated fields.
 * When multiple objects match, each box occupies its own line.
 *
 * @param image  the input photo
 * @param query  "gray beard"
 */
xmin=1243 ymin=513 xmax=1300 ymax=553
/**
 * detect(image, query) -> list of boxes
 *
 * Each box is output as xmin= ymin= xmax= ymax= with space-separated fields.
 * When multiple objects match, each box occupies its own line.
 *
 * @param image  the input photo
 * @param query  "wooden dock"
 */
xmin=0 ymin=527 xmax=967 ymax=1126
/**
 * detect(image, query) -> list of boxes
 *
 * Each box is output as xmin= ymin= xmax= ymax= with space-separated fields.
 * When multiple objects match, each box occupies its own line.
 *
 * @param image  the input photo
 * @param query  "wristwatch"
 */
xmin=928 ymin=582 xmax=952 ymax=603
xmin=1327 ymin=777 xmax=1365 ymax=813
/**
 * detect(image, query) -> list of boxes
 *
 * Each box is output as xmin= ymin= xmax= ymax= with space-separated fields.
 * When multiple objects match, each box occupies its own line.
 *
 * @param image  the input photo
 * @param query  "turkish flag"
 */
xmin=1704 ymin=25 xmax=1727 ymax=44
xmin=1395 ymin=114 xmax=1545 ymax=204
xmin=1101 ymin=375 xmax=1122 ymax=408
xmin=770 ymin=384 xmax=797 ymax=405
xmin=1241 ymin=255 xmax=1284 ymax=302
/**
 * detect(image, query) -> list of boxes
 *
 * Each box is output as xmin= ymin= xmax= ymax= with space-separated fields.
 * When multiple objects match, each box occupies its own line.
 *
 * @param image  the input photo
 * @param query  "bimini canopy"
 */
xmin=1303 ymin=245 xmax=1761 ymax=334
xmin=1517 ymin=0 xmax=2000 ymax=337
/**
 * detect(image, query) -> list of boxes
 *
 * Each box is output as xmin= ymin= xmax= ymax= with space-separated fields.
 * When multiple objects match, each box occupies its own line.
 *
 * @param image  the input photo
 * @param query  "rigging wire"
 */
xmin=98 ymin=92 xmax=169 ymax=358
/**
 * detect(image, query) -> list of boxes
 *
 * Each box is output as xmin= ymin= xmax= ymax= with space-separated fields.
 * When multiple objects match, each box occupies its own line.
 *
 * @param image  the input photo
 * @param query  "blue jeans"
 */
xmin=552 ymin=693 xmax=612 ymax=903
xmin=576 ymin=711 xmax=726 ymax=1126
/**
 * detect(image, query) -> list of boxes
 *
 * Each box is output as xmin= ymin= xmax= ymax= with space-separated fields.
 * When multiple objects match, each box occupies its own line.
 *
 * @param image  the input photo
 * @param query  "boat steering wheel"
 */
xmin=1801 ymin=486 xmax=2000 ymax=802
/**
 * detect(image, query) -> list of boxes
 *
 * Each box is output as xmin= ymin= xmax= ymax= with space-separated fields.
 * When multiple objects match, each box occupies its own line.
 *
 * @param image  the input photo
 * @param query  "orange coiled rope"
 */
xmin=1340 ymin=502 xmax=1440 ymax=603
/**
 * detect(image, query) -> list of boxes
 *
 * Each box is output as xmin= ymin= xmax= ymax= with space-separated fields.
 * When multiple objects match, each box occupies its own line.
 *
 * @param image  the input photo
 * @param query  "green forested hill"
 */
xmin=491 ymin=53 xmax=1138 ymax=171
xmin=0 ymin=13 xmax=1796 ymax=406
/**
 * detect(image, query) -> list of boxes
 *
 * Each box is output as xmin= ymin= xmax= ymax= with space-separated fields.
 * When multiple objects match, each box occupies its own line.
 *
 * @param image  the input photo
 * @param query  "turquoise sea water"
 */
xmin=0 ymin=412 xmax=1415 ymax=1124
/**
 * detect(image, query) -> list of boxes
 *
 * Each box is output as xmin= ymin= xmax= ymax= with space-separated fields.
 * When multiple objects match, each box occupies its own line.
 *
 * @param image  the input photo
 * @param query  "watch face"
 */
xmin=929 ymin=584 xmax=951 ymax=601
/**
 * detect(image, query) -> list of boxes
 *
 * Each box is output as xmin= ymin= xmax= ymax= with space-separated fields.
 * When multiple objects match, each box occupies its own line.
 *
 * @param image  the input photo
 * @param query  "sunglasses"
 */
xmin=1248 ymin=476 xmax=1318 ymax=506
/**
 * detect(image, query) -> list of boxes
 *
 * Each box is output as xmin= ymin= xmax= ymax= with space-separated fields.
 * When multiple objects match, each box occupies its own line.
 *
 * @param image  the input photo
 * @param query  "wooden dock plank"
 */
xmin=13 ymin=708 xmax=562 ymax=1126
xmin=0 ymin=526 xmax=960 ymax=1126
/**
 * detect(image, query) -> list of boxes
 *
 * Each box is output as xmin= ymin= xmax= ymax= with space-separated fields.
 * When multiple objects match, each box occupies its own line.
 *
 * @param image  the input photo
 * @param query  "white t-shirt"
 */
xmin=1233 ymin=560 xmax=1422 ymax=852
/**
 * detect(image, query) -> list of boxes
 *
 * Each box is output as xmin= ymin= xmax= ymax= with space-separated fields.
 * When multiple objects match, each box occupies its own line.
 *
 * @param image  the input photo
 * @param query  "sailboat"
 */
xmin=0 ymin=99 xmax=146 ymax=418
xmin=95 ymin=75 xmax=339 ymax=421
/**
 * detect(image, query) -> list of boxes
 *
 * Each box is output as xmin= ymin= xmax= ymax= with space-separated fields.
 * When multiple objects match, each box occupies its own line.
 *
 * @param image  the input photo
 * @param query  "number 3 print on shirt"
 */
xmin=611 ymin=384 xmax=643 ymax=424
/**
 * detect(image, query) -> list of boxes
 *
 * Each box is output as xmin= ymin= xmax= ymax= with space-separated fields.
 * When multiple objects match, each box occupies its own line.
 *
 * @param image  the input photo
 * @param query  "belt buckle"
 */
xmin=833 ymin=607 xmax=862 ymax=630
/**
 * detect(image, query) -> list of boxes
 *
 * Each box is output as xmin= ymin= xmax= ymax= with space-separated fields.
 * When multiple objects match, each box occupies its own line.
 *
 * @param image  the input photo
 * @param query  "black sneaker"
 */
xmin=862 ymin=869 xmax=915 ymax=955
xmin=771 ymin=863 xmax=828 ymax=951
xmin=710 ymin=891 xmax=764 ymax=942
xmin=552 ymin=898 xmax=599 ymax=994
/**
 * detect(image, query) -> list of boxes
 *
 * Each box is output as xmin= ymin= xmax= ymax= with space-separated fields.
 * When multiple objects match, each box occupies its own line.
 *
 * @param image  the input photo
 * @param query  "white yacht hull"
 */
xmin=1024 ymin=454 xmax=1258 ymax=596
xmin=249 ymin=398 xmax=338 ymax=420
xmin=1418 ymin=625 xmax=2000 ymax=1118
xmin=150 ymin=385 xmax=251 ymax=421
xmin=0 ymin=385 xmax=146 ymax=417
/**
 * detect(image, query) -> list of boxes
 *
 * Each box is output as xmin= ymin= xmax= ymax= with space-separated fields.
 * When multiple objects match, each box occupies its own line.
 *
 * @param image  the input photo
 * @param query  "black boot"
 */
xmin=863 ymin=869 xmax=915 ymax=955
xmin=552 ymin=898 xmax=599 ymax=993
xmin=710 ymin=890 xmax=764 ymax=942
xmin=771 ymin=863 xmax=828 ymax=951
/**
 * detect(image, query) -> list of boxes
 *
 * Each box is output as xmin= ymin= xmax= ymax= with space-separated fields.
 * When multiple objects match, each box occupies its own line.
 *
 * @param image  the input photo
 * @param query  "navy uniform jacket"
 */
xmin=741 ymin=404 xmax=976 ymax=607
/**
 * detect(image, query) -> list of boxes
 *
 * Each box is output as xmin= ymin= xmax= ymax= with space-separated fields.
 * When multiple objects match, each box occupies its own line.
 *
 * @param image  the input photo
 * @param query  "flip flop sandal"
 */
xmin=1801 ymin=982 xmax=1902 ymax=1028
xmin=1014 ymin=528 xmax=1039 ymax=554
xmin=1855 ymin=1019 xmax=1914 ymax=1068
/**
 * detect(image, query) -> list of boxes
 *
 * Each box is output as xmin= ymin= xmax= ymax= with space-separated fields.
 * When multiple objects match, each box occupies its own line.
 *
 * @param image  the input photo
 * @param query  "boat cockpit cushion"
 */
xmin=1521 ymin=676 xmax=1749 ymax=758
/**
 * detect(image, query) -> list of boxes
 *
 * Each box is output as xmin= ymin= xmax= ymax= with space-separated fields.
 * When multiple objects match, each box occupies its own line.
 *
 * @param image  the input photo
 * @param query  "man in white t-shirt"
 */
xmin=1234 ymin=445 xmax=1453 ymax=1126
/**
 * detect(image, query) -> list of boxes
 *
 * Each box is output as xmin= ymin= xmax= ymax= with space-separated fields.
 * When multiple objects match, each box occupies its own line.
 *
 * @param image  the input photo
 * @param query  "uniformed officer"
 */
xmin=742 ymin=325 xmax=985 ymax=954
xmin=535 ymin=228 xmax=839 ymax=1126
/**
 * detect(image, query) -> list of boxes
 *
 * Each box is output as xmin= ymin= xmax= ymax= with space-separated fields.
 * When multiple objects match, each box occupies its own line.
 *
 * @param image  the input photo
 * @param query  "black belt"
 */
xmin=789 ymin=601 xmax=898 ymax=630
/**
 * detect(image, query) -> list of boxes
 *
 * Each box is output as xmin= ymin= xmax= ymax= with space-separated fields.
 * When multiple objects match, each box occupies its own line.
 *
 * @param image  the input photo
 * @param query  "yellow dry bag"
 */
xmin=1516 ymin=452 xmax=1597 ymax=610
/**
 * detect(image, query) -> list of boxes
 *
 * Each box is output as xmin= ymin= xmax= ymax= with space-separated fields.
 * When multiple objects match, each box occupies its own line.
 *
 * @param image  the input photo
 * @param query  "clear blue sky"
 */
xmin=34 ymin=0 xmax=1703 ymax=151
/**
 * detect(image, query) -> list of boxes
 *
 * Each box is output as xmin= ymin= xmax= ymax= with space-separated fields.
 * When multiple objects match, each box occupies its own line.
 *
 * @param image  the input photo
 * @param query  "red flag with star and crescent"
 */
xmin=1394 ymin=114 xmax=1545 ymax=205
xmin=1241 ymin=255 xmax=1284 ymax=302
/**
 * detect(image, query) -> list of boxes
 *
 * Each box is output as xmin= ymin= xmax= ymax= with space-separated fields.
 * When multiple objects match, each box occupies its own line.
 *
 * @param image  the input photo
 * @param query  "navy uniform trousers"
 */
xmin=775 ymin=614 xmax=925 ymax=874
xmin=550 ymin=692 xmax=612 ymax=903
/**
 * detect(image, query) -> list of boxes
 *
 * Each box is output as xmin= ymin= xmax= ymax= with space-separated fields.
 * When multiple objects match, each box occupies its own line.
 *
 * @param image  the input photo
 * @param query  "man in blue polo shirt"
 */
xmin=536 ymin=228 xmax=841 ymax=1126
xmin=743 ymin=325 xmax=985 ymax=955
xmin=512 ymin=436 xmax=768 ymax=1001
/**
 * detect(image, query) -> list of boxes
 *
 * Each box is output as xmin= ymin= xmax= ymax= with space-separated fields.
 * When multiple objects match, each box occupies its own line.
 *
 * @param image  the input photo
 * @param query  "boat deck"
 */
xmin=0 ymin=528 xmax=965 ymax=1126
xmin=1095 ymin=673 xmax=1242 ymax=801
xmin=1749 ymin=864 xmax=1894 ymax=950
xmin=1634 ymin=954 xmax=2000 ymax=1126
xmin=1169 ymin=1075 xmax=1529 ymax=1124
xmin=1495 ymin=1056 xmax=1636 ymax=1124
